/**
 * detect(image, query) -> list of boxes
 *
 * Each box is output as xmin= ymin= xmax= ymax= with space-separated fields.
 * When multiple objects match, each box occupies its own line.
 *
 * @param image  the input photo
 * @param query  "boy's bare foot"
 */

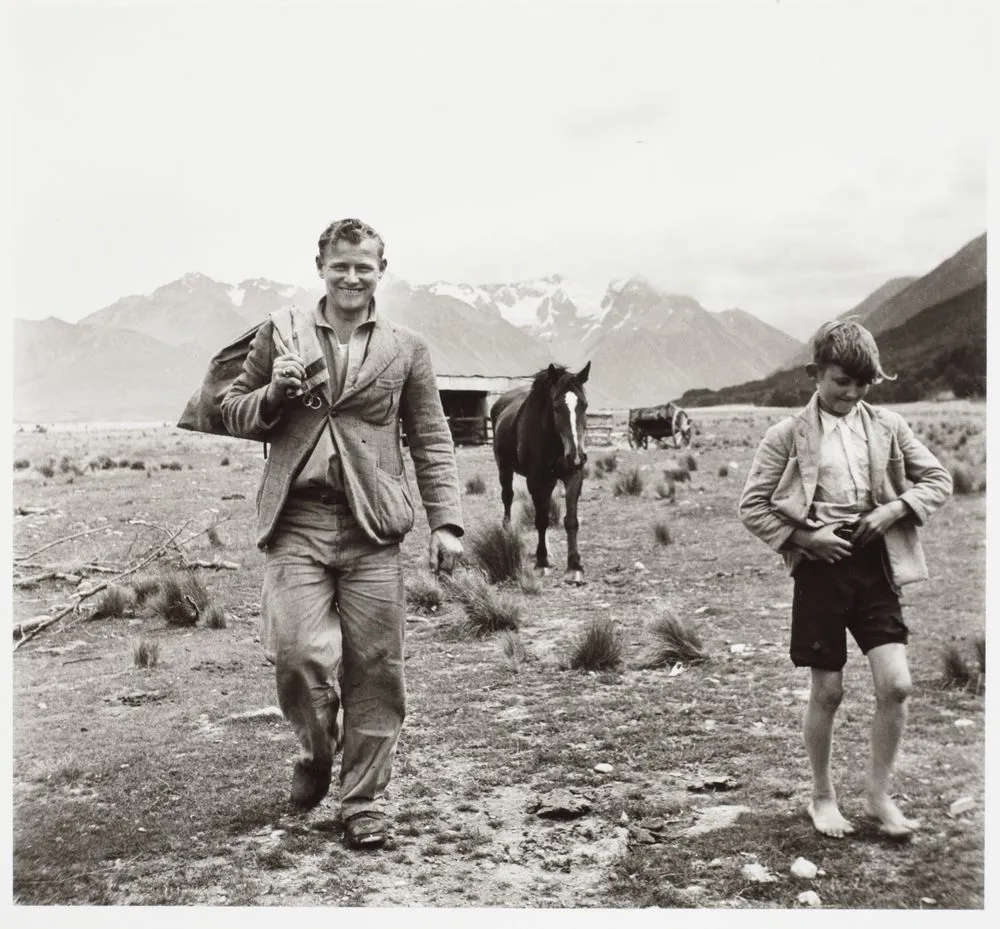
xmin=864 ymin=795 xmax=920 ymax=838
xmin=807 ymin=799 xmax=856 ymax=838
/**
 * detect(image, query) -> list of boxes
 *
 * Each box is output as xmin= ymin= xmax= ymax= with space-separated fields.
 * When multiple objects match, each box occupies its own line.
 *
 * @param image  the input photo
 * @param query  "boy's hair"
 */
xmin=811 ymin=319 xmax=896 ymax=385
xmin=317 ymin=218 xmax=386 ymax=260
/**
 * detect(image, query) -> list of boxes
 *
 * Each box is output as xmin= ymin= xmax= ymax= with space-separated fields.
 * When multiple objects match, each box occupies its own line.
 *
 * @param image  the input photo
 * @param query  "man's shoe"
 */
xmin=344 ymin=811 xmax=387 ymax=850
xmin=289 ymin=760 xmax=332 ymax=812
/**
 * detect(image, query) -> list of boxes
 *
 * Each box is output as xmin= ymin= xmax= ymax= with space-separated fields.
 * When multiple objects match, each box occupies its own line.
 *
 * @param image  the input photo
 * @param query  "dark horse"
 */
xmin=490 ymin=362 xmax=591 ymax=585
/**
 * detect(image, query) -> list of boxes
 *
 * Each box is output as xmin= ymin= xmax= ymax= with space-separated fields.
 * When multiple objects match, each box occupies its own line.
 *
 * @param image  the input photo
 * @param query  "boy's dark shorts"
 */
xmin=791 ymin=538 xmax=908 ymax=671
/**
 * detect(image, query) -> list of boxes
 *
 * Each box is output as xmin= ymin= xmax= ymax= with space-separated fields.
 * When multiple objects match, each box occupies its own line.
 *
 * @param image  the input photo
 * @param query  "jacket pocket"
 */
xmin=375 ymin=465 xmax=415 ymax=538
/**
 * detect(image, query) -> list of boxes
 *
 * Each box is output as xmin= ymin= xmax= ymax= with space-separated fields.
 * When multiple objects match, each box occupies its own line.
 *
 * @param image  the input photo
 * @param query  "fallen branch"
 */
xmin=13 ymin=518 xmax=193 ymax=651
xmin=14 ymin=526 xmax=110 ymax=562
xmin=190 ymin=559 xmax=241 ymax=570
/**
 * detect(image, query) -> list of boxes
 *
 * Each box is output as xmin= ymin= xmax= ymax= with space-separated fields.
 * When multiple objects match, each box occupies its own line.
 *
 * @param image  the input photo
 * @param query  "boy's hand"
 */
xmin=266 ymin=352 xmax=306 ymax=407
xmin=794 ymin=525 xmax=853 ymax=563
xmin=852 ymin=501 xmax=908 ymax=547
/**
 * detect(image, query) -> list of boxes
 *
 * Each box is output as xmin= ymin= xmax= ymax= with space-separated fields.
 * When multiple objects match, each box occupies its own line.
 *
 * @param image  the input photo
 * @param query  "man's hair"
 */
xmin=811 ymin=319 xmax=895 ymax=385
xmin=317 ymin=218 xmax=386 ymax=259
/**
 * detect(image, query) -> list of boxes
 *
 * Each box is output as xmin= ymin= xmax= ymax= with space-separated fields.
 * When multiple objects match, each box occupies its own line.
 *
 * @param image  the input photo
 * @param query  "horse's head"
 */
xmin=544 ymin=361 xmax=591 ymax=471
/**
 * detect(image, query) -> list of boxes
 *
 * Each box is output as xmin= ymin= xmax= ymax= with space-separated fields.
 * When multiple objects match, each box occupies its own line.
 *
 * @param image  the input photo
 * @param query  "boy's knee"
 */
xmin=876 ymin=676 xmax=912 ymax=705
xmin=810 ymin=675 xmax=844 ymax=709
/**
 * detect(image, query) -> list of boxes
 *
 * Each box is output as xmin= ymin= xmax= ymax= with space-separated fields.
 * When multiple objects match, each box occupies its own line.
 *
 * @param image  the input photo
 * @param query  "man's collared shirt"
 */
xmin=290 ymin=300 xmax=376 ymax=492
xmin=813 ymin=404 xmax=874 ymax=525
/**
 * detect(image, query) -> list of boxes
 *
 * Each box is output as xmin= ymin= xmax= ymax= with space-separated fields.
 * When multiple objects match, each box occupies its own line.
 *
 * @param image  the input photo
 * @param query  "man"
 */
xmin=222 ymin=218 xmax=464 ymax=850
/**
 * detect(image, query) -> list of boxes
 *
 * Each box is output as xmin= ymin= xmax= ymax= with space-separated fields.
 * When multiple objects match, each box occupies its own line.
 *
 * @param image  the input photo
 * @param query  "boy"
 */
xmin=221 ymin=219 xmax=464 ymax=849
xmin=739 ymin=320 xmax=951 ymax=838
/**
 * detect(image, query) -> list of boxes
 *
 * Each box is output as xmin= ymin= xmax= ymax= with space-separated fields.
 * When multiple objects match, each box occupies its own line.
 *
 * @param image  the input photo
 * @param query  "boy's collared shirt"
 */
xmin=291 ymin=300 xmax=376 ymax=492
xmin=813 ymin=404 xmax=874 ymax=525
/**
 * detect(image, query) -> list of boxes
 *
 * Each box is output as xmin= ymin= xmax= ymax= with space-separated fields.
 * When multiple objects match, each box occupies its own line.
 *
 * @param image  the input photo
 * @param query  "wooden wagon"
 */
xmin=627 ymin=401 xmax=693 ymax=449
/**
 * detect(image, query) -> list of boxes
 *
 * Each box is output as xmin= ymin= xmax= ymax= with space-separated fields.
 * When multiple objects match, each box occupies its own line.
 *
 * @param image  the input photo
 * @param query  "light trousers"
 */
xmin=261 ymin=496 xmax=406 ymax=817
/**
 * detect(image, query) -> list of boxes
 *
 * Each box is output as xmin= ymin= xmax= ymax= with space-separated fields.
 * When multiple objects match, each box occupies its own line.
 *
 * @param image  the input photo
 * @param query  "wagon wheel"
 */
xmin=672 ymin=409 xmax=692 ymax=449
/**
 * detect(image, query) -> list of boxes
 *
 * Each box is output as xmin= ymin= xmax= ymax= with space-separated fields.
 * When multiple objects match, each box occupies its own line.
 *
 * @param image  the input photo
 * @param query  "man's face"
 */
xmin=810 ymin=363 xmax=870 ymax=416
xmin=316 ymin=237 xmax=386 ymax=314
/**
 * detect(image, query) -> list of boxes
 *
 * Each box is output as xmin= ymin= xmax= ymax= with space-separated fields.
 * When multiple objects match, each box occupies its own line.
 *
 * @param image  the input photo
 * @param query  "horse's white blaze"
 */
xmin=564 ymin=391 xmax=580 ymax=461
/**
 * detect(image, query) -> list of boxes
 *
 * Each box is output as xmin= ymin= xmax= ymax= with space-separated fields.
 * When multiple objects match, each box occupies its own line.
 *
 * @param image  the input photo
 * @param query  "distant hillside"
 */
xmin=680 ymin=280 xmax=986 ymax=409
xmin=680 ymin=232 xmax=987 ymax=409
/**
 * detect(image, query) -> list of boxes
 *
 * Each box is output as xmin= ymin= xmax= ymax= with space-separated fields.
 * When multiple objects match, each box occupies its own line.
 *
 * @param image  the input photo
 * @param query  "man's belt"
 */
xmin=289 ymin=487 xmax=349 ymax=506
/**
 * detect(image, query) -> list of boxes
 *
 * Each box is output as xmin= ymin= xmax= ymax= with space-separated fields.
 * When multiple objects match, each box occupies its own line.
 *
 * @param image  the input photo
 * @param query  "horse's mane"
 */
xmin=529 ymin=365 xmax=573 ymax=396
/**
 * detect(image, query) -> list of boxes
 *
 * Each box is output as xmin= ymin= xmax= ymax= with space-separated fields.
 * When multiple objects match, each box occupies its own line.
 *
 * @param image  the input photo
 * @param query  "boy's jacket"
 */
xmin=217 ymin=307 xmax=464 ymax=550
xmin=738 ymin=393 xmax=952 ymax=589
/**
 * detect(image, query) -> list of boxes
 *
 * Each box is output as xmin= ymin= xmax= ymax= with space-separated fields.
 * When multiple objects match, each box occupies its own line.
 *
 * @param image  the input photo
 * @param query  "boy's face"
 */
xmin=809 ymin=363 xmax=870 ymax=417
xmin=316 ymin=237 xmax=387 ymax=315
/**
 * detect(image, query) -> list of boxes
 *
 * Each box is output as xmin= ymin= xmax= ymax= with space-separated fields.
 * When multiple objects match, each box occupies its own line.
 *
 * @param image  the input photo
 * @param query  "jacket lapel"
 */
xmin=335 ymin=316 xmax=398 ymax=405
xmin=860 ymin=401 xmax=892 ymax=496
xmin=794 ymin=393 xmax=823 ymax=504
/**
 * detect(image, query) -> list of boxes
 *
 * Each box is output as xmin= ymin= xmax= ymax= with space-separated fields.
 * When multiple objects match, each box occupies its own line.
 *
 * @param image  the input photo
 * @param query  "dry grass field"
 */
xmin=11 ymin=401 xmax=985 ymax=908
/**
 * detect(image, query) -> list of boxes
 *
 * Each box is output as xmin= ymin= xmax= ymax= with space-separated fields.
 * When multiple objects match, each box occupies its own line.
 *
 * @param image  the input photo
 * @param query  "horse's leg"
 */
xmin=562 ymin=468 xmax=585 ymax=585
xmin=528 ymin=475 xmax=557 ymax=575
xmin=498 ymin=464 xmax=515 ymax=526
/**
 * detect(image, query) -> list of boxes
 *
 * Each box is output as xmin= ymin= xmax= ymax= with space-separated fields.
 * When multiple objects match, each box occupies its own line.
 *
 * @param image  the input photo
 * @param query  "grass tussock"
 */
xmin=500 ymin=631 xmax=533 ymax=672
xmin=445 ymin=570 xmax=522 ymax=637
xmin=160 ymin=461 xmax=184 ymax=471
xmin=638 ymin=611 xmax=708 ymax=669
xmin=469 ymin=522 xmax=524 ymax=584
xmin=517 ymin=566 xmax=544 ymax=596
xmin=90 ymin=585 xmax=137 ymax=620
xmin=514 ymin=495 xmax=562 ymax=532
xmin=464 ymin=474 xmax=487 ymax=495
xmin=654 ymin=478 xmax=676 ymax=502
xmin=147 ymin=569 xmax=210 ymax=627
xmin=684 ymin=453 xmax=698 ymax=472
xmin=652 ymin=521 xmax=672 ymax=545
xmin=405 ymin=572 xmax=444 ymax=615
xmin=566 ymin=617 xmax=623 ymax=671
xmin=205 ymin=604 xmax=228 ymax=629
xmin=206 ymin=525 xmax=224 ymax=548
xmin=132 ymin=638 xmax=160 ymax=669
xmin=36 ymin=462 xmax=56 ymax=479
xmin=949 ymin=461 xmax=982 ymax=495
xmin=593 ymin=452 xmax=619 ymax=476
xmin=941 ymin=637 xmax=985 ymax=694
xmin=717 ymin=464 xmax=730 ymax=478
xmin=613 ymin=467 xmax=644 ymax=497
xmin=219 ymin=457 xmax=230 ymax=467
xmin=14 ymin=458 xmax=30 ymax=470
xmin=130 ymin=574 xmax=163 ymax=606
xmin=130 ymin=460 xmax=147 ymax=471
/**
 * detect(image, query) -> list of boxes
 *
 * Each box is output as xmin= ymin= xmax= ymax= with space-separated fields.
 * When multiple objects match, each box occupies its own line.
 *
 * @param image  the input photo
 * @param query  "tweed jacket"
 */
xmin=221 ymin=308 xmax=464 ymax=549
xmin=738 ymin=393 xmax=952 ymax=590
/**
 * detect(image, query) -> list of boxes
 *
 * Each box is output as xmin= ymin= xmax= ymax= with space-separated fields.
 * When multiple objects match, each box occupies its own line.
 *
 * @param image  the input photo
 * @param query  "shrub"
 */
xmin=717 ymin=464 xmax=729 ymax=478
xmin=206 ymin=525 xmax=224 ymax=548
xmin=445 ymin=570 xmax=522 ymax=636
xmin=147 ymin=569 xmax=210 ymax=627
xmin=205 ymin=604 xmax=228 ymax=629
xmin=219 ymin=456 xmax=230 ymax=467
xmin=160 ymin=461 xmax=184 ymax=471
xmin=36 ymin=462 xmax=55 ymax=479
xmin=469 ymin=522 xmax=524 ymax=584
xmin=684 ymin=453 xmax=698 ymax=472
xmin=464 ymin=475 xmax=487 ymax=495
xmin=130 ymin=460 xmax=147 ymax=471
xmin=14 ymin=458 xmax=30 ymax=471
xmin=654 ymin=479 xmax=676 ymax=502
xmin=664 ymin=466 xmax=690 ymax=483
xmin=132 ymin=638 xmax=160 ymax=669
xmin=652 ymin=521 xmax=672 ymax=545
xmin=613 ymin=467 xmax=644 ymax=497
xmin=638 ymin=611 xmax=708 ymax=669
xmin=118 ymin=458 xmax=130 ymax=468
xmin=567 ymin=617 xmax=623 ymax=672
xmin=94 ymin=454 xmax=115 ymax=471
xmin=90 ymin=585 xmax=137 ymax=620
xmin=405 ymin=572 xmax=444 ymax=615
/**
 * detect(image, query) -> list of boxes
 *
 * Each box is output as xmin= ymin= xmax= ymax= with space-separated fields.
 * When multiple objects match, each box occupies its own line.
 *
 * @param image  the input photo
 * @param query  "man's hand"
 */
xmin=429 ymin=527 xmax=463 ymax=575
xmin=265 ymin=352 xmax=306 ymax=408
xmin=791 ymin=525 xmax=853 ymax=564
xmin=852 ymin=501 xmax=908 ymax=547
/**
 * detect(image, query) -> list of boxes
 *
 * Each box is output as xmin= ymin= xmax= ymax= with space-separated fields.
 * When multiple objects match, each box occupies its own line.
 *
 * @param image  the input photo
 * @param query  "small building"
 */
xmin=436 ymin=374 xmax=533 ymax=445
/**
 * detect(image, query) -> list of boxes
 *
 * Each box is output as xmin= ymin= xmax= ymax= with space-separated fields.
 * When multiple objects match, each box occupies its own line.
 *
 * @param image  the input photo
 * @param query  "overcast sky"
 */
xmin=8 ymin=0 xmax=989 ymax=340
